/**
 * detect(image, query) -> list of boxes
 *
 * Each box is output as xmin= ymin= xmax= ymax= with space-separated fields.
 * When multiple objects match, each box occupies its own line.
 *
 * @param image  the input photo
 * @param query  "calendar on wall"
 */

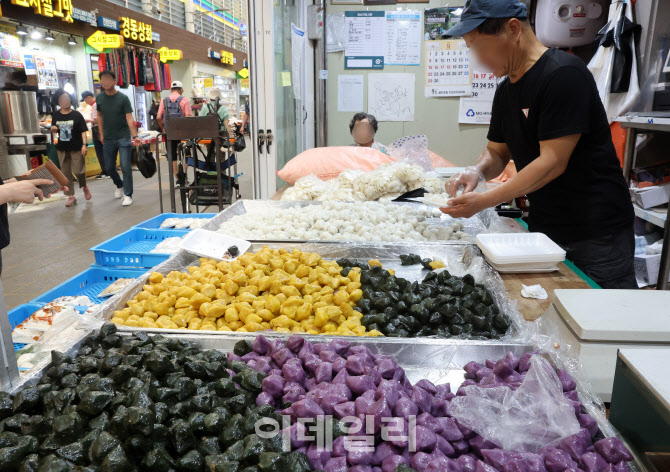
xmin=424 ymin=39 xmax=473 ymax=98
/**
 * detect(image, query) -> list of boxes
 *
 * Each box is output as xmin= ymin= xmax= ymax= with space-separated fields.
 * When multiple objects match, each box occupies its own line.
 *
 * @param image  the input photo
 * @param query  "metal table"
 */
xmin=616 ymin=116 xmax=670 ymax=290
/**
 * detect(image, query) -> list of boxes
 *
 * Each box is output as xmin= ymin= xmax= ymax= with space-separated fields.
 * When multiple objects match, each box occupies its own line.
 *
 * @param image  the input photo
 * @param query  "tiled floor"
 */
xmin=3 ymin=149 xmax=253 ymax=310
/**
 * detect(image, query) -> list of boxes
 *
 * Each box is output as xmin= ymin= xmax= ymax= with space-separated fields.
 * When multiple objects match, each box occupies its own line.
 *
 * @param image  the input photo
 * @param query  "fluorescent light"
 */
xmin=67 ymin=35 xmax=77 ymax=45
xmin=45 ymin=30 xmax=55 ymax=42
xmin=16 ymin=23 xmax=27 ymax=35
xmin=30 ymin=29 xmax=42 ymax=40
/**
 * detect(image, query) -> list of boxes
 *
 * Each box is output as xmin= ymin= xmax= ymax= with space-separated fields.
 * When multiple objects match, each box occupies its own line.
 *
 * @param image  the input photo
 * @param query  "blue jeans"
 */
xmin=103 ymin=137 xmax=133 ymax=197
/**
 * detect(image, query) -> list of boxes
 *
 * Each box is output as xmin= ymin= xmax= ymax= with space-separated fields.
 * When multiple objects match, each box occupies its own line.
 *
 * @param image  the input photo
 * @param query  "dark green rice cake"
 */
xmin=343 ymin=255 xmax=511 ymax=339
xmin=0 ymin=323 xmax=299 ymax=471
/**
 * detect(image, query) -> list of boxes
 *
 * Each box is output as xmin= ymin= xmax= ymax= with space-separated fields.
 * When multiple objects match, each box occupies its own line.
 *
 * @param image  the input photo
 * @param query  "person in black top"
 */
xmin=51 ymin=89 xmax=91 ymax=207
xmin=441 ymin=0 xmax=636 ymax=289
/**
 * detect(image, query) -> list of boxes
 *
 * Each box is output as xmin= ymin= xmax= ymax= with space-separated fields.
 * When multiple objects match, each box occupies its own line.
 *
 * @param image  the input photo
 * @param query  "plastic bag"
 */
xmin=326 ymin=12 xmax=347 ymax=53
xmin=136 ymin=145 xmax=157 ymax=179
xmin=449 ymin=355 xmax=580 ymax=453
xmin=387 ymin=135 xmax=432 ymax=171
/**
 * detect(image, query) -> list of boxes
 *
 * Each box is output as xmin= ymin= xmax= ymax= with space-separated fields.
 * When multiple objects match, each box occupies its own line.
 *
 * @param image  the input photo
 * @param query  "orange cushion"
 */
xmin=277 ymin=147 xmax=395 ymax=185
xmin=428 ymin=150 xmax=457 ymax=168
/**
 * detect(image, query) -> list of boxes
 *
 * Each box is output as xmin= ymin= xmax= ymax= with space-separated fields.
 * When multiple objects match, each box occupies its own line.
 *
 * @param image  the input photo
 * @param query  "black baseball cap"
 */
xmin=80 ymin=91 xmax=94 ymax=101
xmin=445 ymin=0 xmax=528 ymax=38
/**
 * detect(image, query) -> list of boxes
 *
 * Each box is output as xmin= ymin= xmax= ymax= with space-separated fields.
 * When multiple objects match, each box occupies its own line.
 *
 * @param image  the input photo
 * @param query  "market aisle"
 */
xmin=3 ymin=149 xmax=253 ymax=310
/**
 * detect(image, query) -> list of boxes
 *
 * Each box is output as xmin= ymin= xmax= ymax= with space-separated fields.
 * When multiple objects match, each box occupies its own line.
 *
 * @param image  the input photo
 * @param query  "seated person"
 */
xmin=349 ymin=113 xmax=389 ymax=155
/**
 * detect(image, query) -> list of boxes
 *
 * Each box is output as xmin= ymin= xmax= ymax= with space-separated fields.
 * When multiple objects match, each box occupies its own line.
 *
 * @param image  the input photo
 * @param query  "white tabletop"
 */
xmin=553 ymin=289 xmax=670 ymax=343
xmin=619 ymin=348 xmax=670 ymax=407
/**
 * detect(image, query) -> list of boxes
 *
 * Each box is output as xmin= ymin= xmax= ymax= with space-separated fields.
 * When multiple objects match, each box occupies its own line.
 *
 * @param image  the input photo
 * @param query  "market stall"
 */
xmin=0 ymin=203 xmax=661 ymax=472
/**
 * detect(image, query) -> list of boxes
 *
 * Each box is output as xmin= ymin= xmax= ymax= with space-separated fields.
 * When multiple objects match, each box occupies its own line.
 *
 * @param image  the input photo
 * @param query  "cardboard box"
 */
xmin=634 ymin=253 xmax=670 ymax=285
xmin=630 ymin=182 xmax=670 ymax=209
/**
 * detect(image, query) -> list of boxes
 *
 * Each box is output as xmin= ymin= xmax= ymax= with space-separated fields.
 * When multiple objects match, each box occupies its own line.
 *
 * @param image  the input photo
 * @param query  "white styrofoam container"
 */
xmin=476 ymin=233 xmax=566 ymax=264
xmin=488 ymin=260 xmax=559 ymax=273
xmin=179 ymin=229 xmax=251 ymax=261
xmin=540 ymin=289 xmax=670 ymax=401
xmin=435 ymin=167 xmax=466 ymax=178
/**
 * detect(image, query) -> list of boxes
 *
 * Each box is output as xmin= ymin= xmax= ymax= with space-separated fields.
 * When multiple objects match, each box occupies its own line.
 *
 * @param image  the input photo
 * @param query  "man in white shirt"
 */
xmin=81 ymin=91 xmax=107 ymax=179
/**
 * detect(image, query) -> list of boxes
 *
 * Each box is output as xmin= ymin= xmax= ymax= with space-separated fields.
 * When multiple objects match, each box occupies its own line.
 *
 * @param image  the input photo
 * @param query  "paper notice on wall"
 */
xmin=291 ymin=23 xmax=305 ymax=98
xmin=368 ymin=73 xmax=415 ymax=122
xmin=345 ymin=11 xmax=385 ymax=68
xmin=384 ymin=10 xmax=422 ymax=66
xmin=459 ymin=70 xmax=504 ymax=124
xmin=34 ymin=56 xmax=59 ymax=90
xmin=338 ymin=75 xmax=364 ymax=112
xmin=425 ymin=39 xmax=472 ymax=97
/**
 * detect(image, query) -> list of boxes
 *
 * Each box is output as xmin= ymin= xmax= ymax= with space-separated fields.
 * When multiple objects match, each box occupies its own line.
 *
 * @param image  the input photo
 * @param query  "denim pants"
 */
xmin=91 ymin=126 xmax=106 ymax=175
xmin=103 ymin=137 xmax=133 ymax=197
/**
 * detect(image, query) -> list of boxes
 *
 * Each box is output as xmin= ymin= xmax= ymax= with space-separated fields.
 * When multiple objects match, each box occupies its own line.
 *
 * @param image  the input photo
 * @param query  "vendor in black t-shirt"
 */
xmin=441 ymin=0 xmax=636 ymax=289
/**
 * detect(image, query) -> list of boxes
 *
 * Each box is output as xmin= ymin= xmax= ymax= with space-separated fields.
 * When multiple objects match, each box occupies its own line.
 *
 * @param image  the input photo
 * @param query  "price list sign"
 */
xmin=425 ymin=39 xmax=472 ymax=98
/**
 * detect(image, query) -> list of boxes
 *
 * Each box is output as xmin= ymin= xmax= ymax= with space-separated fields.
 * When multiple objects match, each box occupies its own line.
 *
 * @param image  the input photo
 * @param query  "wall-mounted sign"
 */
xmin=220 ymin=51 xmax=234 ymax=65
xmin=239 ymin=22 xmax=248 ymax=36
xmin=152 ymin=31 xmax=160 ymax=42
xmin=237 ymin=68 xmax=249 ymax=79
xmin=0 ymin=26 xmax=24 ymax=68
xmin=210 ymin=50 xmax=221 ymax=60
xmin=23 ymin=55 xmax=36 ymax=75
xmin=92 ymin=70 xmax=100 ymax=83
xmin=119 ymin=16 xmax=153 ymax=43
xmin=97 ymin=16 xmax=119 ymax=31
xmin=10 ymin=0 xmax=74 ymax=23
xmin=158 ymin=47 xmax=182 ymax=63
xmin=87 ymin=30 xmax=124 ymax=53
xmin=72 ymin=7 xmax=96 ymax=26
xmin=34 ymin=55 xmax=59 ymax=89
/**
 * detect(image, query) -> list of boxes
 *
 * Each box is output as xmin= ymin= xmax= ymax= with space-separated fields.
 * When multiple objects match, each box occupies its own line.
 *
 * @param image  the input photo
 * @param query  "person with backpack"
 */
xmin=156 ymin=81 xmax=192 ymax=176
xmin=202 ymin=87 xmax=232 ymax=162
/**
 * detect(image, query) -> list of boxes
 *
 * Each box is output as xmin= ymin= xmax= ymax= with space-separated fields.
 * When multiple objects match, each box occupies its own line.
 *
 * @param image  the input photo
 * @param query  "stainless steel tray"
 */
xmin=203 ymin=200 xmax=493 ymax=245
xmin=96 ymin=242 xmax=529 ymax=342
xmin=4 ymin=329 xmax=647 ymax=471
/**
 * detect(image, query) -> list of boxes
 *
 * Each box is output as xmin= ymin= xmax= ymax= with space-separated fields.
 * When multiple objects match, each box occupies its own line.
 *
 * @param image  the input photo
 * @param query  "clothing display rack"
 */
xmin=97 ymin=45 xmax=172 ymax=91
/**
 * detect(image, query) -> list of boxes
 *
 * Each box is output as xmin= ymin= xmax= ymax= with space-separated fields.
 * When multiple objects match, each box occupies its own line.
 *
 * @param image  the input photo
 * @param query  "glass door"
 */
xmin=248 ymin=0 xmax=314 ymax=199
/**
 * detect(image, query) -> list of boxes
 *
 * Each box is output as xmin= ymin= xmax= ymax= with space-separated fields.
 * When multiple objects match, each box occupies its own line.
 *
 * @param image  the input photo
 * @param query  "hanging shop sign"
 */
xmin=158 ymin=47 xmax=182 ymax=63
xmin=119 ymin=16 xmax=153 ymax=43
xmin=237 ymin=68 xmax=249 ymax=79
xmin=239 ymin=22 xmax=248 ymax=36
xmin=87 ymin=30 xmax=124 ymax=53
xmin=0 ymin=25 xmax=24 ymax=68
xmin=97 ymin=16 xmax=119 ymax=31
xmin=210 ymin=50 xmax=221 ymax=60
xmin=220 ymin=50 xmax=234 ymax=65
xmin=71 ymin=7 xmax=96 ymax=26
xmin=23 ymin=55 xmax=36 ymax=75
xmin=10 ymin=0 xmax=74 ymax=23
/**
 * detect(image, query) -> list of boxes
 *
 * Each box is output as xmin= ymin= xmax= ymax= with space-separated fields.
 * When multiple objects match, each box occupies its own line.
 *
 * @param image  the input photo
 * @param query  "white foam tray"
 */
xmin=179 ymin=229 xmax=251 ymax=261
xmin=476 ymin=233 xmax=566 ymax=264
xmin=488 ymin=260 xmax=560 ymax=273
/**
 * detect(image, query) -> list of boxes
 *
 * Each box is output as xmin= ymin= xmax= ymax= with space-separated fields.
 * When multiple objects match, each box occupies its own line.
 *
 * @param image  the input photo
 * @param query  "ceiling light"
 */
xmin=67 ymin=35 xmax=77 ymax=46
xmin=45 ymin=30 xmax=55 ymax=42
xmin=16 ymin=23 xmax=27 ymax=35
xmin=30 ymin=29 xmax=43 ymax=40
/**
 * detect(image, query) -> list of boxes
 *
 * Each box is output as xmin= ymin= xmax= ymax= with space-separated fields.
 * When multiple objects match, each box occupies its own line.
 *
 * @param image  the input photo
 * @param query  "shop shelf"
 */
xmin=90 ymin=228 xmax=188 ymax=267
xmin=31 ymin=265 xmax=148 ymax=306
xmin=131 ymin=212 xmax=216 ymax=230
xmin=633 ymin=203 xmax=667 ymax=229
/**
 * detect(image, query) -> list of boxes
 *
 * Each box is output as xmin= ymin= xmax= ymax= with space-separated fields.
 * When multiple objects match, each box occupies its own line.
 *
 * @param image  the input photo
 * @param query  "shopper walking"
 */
xmin=51 ymin=90 xmax=90 ymax=207
xmin=80 ymin=91 xmax=107 ymax=179
xmin=156 ymin=81 xmax=192 ymax=176
xmin=96 ymin=70 xmax=141 ymax=206
xmin=441 ymin=0 xmax=636 ymax=289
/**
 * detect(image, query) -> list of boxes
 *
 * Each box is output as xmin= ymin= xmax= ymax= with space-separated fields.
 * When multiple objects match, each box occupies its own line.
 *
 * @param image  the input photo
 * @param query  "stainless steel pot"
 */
xmin=0 ymin=91 xmax=39 ymax=135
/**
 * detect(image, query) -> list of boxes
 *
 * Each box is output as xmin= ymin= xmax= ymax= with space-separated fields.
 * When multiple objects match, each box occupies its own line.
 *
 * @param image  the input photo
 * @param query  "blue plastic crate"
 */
xmin=32 ymin=265 xmax=148 ymax=306
xmin=8 ymin=303 xmax=87 ymax=352
xmin=90 ymin=228 xmax=188 ymax=268
xmin=132 ymin=213 xmax=215 ymax=230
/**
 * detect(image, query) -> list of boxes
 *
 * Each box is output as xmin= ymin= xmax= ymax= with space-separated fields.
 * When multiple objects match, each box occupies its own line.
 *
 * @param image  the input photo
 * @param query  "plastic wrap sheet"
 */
xmin=203 ymin=200 xmax=520 ymax=244
xmin=90 ymin=242 xmax=532 ymax=345
xmin=388 ymin=134 xmax=432 ymax=171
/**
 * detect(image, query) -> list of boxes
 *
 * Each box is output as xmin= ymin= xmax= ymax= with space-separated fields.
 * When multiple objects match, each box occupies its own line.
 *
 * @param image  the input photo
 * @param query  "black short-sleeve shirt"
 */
xmin=488 ymin=48 xmax=633 ymax=244
xmin=52 ymin=109 xmax=88 ymax=152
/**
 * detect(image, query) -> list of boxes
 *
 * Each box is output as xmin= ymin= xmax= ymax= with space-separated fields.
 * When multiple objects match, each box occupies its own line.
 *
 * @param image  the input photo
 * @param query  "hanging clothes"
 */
xmin=145 ymin=51 xmax=155 ymax=86
xmin=155 ymin=53 xmax=163 ymax=91
xmin=98 ymin=54 xmax=106 ymax=73
xmin=165 ymin=63 xmax=172 ymax=87
xmin=137 ymin=50 xmax=146 ymax=86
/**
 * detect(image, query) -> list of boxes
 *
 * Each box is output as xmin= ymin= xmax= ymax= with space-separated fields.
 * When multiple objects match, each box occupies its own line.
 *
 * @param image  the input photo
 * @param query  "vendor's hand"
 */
xmin=445 ymin=167 xmax=485 ymax=197
xmin=440 ymin=192 xmax=494 ymax=219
